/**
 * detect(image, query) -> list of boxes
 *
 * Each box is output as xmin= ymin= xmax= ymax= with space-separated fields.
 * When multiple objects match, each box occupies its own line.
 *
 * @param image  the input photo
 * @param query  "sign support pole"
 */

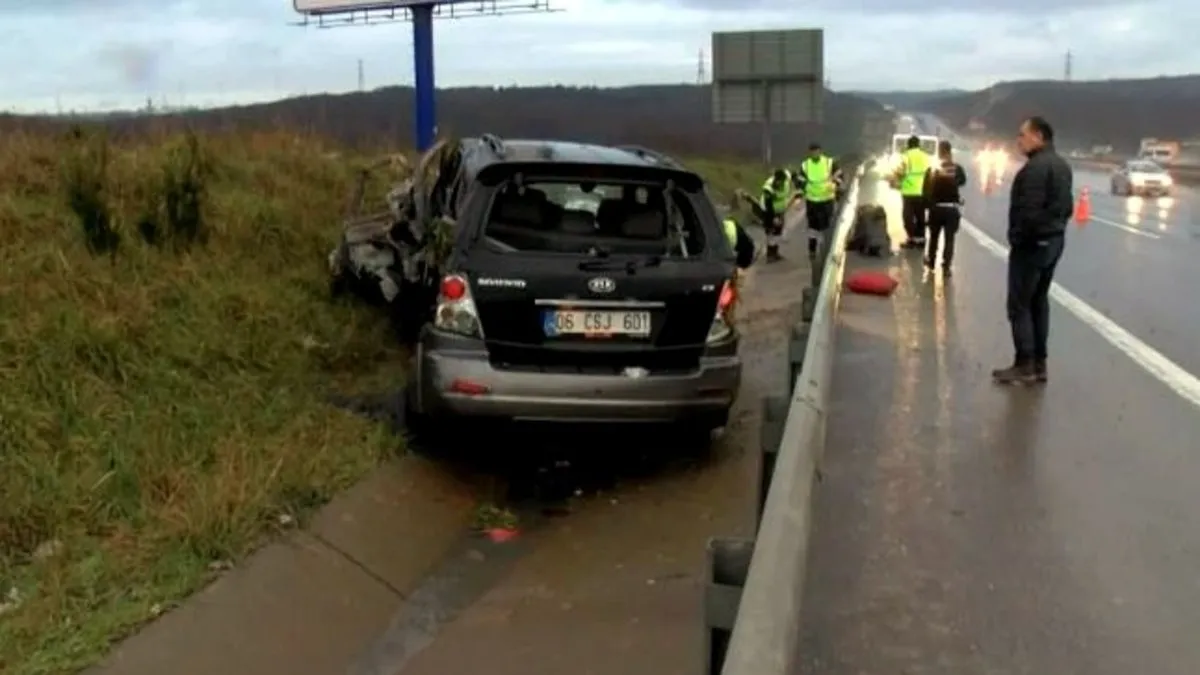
xmin=412 ymin=4 xmax=436 ymax=152
xmin=293 ymin=1 xmax=554 ymax=154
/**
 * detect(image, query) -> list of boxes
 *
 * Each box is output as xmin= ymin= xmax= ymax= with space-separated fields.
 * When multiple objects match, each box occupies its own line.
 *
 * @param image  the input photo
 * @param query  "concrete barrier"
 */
xmin=706 ymin=164 xmax=868 ymax=675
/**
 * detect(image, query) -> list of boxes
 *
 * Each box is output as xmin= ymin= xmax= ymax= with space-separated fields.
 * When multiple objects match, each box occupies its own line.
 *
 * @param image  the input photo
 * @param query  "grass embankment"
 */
xmin=0 ymin=129 xmax=407 ymax=674
xmin=0 ymin=129 xmax=764 ymax=674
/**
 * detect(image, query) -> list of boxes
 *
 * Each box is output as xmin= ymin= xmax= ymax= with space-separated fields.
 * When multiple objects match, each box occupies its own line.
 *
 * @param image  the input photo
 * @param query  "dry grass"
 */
xmin=0 ymin=128 xmax=408 ymax=674
xmin=0 ymin=127 xmax=766 ymax=674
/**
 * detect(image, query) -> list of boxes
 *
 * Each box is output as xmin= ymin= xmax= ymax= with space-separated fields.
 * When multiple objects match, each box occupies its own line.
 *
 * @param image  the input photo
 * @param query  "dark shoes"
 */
xmin=924 ymin=258 xmax=953 ymax=276
xmin=992 ymin=361 xmax=1047 ymax=384
xmin=1034 ymin=360 xmax=1047 ymax=382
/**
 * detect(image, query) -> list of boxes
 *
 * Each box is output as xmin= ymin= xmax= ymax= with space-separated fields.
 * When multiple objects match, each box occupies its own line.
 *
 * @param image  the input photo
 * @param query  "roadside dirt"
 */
xmin=88 ymin=214 xmax=814 ymax=675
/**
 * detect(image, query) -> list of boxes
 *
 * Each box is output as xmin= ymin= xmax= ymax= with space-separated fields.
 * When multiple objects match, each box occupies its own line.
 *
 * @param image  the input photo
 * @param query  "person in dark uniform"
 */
xmin=993 ymin=116 xmax=1073 ymax=384
xmin=922 ymin=140 xmax=967 ymax=275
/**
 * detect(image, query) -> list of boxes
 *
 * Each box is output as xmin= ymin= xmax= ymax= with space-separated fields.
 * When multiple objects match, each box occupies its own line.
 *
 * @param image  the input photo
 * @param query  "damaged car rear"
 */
xmin=405 ymin=136 xmax=743 ymax=445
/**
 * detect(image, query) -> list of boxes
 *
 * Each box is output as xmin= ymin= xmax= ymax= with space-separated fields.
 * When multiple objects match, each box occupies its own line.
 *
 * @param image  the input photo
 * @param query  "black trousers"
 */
xmin=758 ymin=204 xmax=784 ymax=255
xmin=926 ymin=205 xmax=960 ymax=266
xmin=1007 ymin=236 xmax=1066 ymax=364
xmin=806 ymin=199 xmax=835 ymax=253
xmin=901 ymin=195 xmax=927 ymax=241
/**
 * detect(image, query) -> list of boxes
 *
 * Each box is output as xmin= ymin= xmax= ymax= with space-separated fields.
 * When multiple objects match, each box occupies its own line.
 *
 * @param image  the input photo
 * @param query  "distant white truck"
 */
xmin=1138 ymin=138 xmax=1179 ymax=165
xmin=886 ymin=133 xmax=939 ymax=172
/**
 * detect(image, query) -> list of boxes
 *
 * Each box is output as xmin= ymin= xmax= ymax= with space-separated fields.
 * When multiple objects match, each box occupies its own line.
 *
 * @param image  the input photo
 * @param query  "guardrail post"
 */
xmin=757 ymin=394 xmax=789 ymax=526
xmin=703 ymin=537 xmax=754 ymax=675
xmin=800 ymin=287 xmax=816 ymax=323
xmin=788 ymin=320 xmax=811 ymax=389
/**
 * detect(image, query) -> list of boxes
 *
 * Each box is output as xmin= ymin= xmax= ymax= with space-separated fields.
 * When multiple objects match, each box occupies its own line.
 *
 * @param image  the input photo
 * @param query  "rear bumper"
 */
xmin=412 ymin=331 xmax=741 ymax=424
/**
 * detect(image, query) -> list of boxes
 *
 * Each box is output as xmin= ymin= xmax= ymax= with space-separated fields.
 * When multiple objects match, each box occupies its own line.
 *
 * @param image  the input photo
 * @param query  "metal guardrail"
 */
xmin=1069 ymin=158 xmax=1200 ymax=184
xmin=703 ymin=162 xmax=871 ymax=675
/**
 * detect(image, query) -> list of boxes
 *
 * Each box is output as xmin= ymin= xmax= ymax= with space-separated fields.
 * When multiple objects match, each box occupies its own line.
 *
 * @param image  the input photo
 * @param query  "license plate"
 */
xmin=543 ymin=309 xmax=651 ymax=337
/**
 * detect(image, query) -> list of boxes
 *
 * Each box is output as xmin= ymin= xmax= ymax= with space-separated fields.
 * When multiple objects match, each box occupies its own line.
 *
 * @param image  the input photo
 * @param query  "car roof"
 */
xmin=458 ymin=134 xmax=702 ymax=189
xmin=460 ymin=135 xmax=690 ymax=173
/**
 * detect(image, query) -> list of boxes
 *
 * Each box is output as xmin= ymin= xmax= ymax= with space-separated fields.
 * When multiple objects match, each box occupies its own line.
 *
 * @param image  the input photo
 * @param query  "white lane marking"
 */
xmin=959 ymin=219 xmax=1200 ymax=409
xmin=1087 ymin=214 xmax=1161 ymax=239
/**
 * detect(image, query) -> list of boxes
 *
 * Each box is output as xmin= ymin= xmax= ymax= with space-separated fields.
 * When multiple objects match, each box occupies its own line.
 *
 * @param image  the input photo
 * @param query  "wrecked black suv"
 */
xmin=401 ymin=135 xmax=742 ymax=441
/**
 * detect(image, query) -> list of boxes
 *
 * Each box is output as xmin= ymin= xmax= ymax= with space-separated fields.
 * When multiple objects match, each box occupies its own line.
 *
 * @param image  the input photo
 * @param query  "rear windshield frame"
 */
xmin=463 ymin=164 xmax=723 ymax=261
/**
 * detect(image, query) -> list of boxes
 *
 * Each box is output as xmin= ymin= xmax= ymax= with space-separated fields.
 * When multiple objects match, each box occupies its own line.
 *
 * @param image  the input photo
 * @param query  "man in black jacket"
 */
xmin=922 ymin=140 xmax=966 ymax=275
xmin=993 ymin=116 xmax=1074 ymax=384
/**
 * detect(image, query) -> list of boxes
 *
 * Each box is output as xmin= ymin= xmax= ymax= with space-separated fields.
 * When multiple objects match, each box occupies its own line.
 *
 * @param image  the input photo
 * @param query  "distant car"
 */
xmin=1111 ymin=160 xmax=1173 ymax=197
xmin=404 ymin=135 xmax=742 ymax=448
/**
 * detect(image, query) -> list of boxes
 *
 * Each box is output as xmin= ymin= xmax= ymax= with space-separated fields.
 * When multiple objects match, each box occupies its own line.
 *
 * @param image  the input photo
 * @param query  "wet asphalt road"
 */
xmin=965 ymin=163 xmax=1200 ymax=376
xmin=799 ymin=181 xmax=1200 ymax=673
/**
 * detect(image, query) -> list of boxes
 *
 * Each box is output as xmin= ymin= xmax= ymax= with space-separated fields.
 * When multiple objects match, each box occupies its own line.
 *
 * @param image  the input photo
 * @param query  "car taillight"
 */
xmin=718 ymin=280 xmax=736 ymax=311
xmin=433 ymin=273 xmax=483 ymax=338
xmin=707 ymin=279 xmax=736 ymax=343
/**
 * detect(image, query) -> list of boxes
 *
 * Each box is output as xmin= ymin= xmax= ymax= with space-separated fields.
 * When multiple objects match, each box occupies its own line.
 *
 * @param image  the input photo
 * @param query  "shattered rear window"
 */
xmin=482 ymin=179 xmax=708 ymax=257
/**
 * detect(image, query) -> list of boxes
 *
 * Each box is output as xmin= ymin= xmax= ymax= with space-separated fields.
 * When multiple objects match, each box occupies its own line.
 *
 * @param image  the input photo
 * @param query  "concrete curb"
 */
xmin=86 ymin=457 xmax=478 ymax=675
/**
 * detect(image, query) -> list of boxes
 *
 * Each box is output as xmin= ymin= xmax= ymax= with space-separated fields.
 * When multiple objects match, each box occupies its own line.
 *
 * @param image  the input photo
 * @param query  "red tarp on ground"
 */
xmin=845 ymin=270 xmax=899 ymax=296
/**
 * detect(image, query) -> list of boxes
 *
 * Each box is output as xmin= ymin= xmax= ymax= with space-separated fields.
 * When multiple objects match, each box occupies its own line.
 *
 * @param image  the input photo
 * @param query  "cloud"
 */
xmin=0 ymin=0 xmax=1196 ymax=112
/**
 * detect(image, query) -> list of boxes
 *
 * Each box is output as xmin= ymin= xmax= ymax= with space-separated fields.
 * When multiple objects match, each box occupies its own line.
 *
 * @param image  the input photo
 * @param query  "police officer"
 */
xmin=922 ymin=139 xmax=967 ymax=275
xmin=759 ymin=168 xmax=798 ymax=261
xmin=894 ymin=135 xmax=930 ymax=248
xmin=793 ymin=142 xmax=842 ymax=257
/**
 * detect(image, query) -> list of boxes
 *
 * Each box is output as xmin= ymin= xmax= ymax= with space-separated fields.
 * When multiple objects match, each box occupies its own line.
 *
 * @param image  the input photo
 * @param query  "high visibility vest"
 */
xmin=761 ymin=172 xmax=794 ymax=212
xmin=722 ymin=218 xmax=738 ymax=247
xmin=803 ymin=156 xmax=835 ymax=202
xmin=900 ymin=148 xmax=929 ymax=196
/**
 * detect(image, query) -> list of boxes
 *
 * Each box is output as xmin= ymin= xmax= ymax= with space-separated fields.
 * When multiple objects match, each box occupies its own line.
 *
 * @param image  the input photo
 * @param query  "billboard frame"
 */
xmin=292 ymin=0 xmax=558 ymax=151
xmin=710 ymin=29 xmax=824 ymax=164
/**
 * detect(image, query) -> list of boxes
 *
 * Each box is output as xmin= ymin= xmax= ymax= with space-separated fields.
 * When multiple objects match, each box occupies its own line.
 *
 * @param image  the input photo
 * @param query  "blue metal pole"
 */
xmin=411 ymin=4 xmax=436 ymax=151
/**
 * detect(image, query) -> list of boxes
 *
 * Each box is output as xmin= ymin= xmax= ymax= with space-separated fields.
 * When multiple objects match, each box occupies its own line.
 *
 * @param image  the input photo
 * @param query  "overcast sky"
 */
xmin=2 ymin=0 xmax=1196 ymax=112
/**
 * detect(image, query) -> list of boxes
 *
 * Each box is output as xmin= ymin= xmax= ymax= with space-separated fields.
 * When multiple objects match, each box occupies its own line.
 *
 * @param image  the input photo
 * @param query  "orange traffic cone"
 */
xmin=1073 ymin=187 xmax=1090 ymax=226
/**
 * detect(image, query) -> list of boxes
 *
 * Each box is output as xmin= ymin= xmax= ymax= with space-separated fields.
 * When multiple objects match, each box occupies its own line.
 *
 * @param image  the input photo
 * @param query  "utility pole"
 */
xmin=697 ymin=48 xmax=705 ymax=84
xmin=357 ymin=58 xmax=365 ymax=91
xmin=1064 ymin=50 xmax=1072 ymax=81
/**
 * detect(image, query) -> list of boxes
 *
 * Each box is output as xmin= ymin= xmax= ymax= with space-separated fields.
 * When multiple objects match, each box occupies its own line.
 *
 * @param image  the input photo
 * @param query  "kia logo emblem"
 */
xmin=587 ymin=276 xmax=615 ymax=293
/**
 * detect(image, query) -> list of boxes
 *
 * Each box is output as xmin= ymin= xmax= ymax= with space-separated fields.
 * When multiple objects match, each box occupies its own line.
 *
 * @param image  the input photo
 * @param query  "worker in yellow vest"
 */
xmin=794 ymin=142 xmax=843 ymax=256
xmin=722 ymin=215 xmax=756 ymax=270
xmin=759 ymin=168 xmax=800 ymax=262
xmin=894 ymin=135 xmax=930 ymax=248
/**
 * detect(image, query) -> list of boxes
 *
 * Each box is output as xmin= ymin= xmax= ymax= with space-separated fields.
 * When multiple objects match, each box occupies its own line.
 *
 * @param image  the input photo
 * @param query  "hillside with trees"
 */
xmin=884 ymin=75 xmax=1200 ymax=152
xmin=0 ymin=84 xmax=886 ymax=162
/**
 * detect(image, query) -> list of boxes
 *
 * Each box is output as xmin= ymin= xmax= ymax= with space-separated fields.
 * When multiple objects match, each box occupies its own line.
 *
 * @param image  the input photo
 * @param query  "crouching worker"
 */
xmin=721 ymin=209 xmax=757 ymax=322
xmin=759 ymin=168 xmax=798 ymax=262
